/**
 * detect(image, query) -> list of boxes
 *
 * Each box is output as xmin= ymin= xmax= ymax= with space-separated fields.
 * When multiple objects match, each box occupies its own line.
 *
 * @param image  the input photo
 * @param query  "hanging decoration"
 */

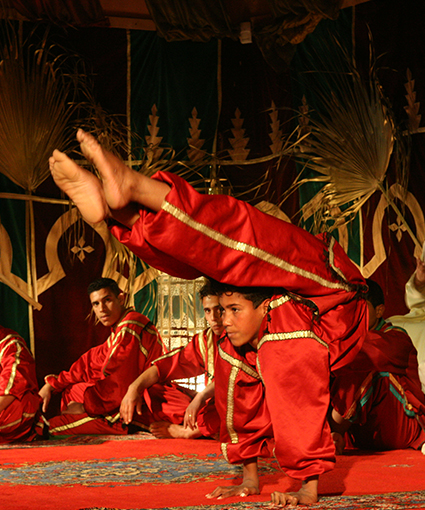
xmin=284 ymin=36 xmax=419 ymax=252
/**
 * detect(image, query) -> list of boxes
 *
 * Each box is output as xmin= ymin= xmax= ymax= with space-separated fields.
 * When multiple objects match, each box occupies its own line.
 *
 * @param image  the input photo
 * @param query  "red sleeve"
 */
xmin=332 ymin=324 xmax=417 ymax=377
xmin=0 ymin=330 xmax=38 ymax=399
xmin=154 ymin=331 xmax=208 ymax=382
xmin=45 ymin=343 xmax=105 ymax=392
xmin=84 ymin=312 xmax=163 ymax=416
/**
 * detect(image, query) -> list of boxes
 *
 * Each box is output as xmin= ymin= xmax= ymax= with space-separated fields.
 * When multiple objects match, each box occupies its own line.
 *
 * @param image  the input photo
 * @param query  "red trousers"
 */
xmin=48 ymin=382 xmax=194 ymax=436
xmin=0 ymin=392 xmax=41 ymax=443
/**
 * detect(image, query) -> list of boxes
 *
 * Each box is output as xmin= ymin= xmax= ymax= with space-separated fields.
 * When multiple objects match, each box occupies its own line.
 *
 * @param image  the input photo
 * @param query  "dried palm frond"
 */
xmin=288 ymin=35 xmax=418 ymax=248
xmin=0 ymin=22 xmax=89 ymax=192
xmin=297 ymin=72 xmax=393 ymax=225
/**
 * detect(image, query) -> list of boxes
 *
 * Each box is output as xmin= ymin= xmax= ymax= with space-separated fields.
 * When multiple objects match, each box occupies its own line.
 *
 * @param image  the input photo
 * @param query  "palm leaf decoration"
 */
xmin=0 ymin=23 xmax=85 ymax=191
xmin=290 ymin=36 xmax=419 ymax=249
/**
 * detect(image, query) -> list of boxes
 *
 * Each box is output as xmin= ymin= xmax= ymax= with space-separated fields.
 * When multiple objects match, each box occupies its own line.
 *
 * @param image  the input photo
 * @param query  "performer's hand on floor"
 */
xmin=206 ymin=481 xmax=260 ymax=500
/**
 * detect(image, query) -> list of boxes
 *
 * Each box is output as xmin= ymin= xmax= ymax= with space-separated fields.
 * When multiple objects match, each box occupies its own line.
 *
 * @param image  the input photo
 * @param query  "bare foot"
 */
xmin=149 ymin=421 xmax=202 ymax=439
xmin=77 ymin=129 xmax=171 ymax=217
xmin=77 ymin=129 xmax=140 ymax=211
xmin=49 ymin=149 xmax=110 ymax=224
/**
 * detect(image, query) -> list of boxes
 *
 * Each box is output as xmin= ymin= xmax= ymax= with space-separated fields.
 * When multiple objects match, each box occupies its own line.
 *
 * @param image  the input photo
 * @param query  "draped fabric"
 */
xmin=144 ymin=0 xmax=237 ymax=42
xmin=145 ymin=0 xmax=343 ymax=71
xmin=3 ymin=0 xmax=107 ymax=26
xmin=130 ymin=31 xmax=218 ymax=162
xmin=0 ymin=175 xmax=28 ymax=342
xmin=353 ymin=0 xmax=425 ymax=316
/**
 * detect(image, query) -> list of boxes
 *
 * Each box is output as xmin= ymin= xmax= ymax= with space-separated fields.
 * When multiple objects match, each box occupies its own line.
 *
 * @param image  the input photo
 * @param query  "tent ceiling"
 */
xmin=0 ymin=1 xmax=370 ymax=31
xmin=100 ymin=0 xmax=370 ymax=31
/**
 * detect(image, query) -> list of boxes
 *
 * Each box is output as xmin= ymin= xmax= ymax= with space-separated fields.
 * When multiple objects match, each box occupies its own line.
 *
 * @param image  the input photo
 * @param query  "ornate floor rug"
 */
xmin=1 ymin=434 xmax=425 ymax=510
xmin=80 ymin=491 xmax=425 ymax=509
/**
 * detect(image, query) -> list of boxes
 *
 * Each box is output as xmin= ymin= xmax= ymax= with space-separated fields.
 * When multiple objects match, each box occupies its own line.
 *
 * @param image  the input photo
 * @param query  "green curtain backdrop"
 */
xmin=130 ymin=31 xmax=218 ymax=162
xmin=289 ymin=9 xmax=362 ymax=265
xmin=0 ymin=173 xmax=29 ymax=344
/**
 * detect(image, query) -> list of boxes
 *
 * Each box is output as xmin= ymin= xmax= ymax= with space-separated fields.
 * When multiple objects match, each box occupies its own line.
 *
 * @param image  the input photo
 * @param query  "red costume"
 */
xmin=0 ymin=326 xmax=41 ymax=443
xmin=110 ymin=171 xmax=368 ymax=480
xmin=45 ymin=309 xmax=193 ymax=435
xmin=154 ymin=327 xmax=220 ymax=438
xmin=331 ymin=318 xmax=425 ymax=450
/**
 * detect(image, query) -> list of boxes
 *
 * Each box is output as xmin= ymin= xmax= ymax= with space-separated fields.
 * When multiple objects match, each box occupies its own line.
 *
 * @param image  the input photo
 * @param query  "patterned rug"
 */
xmin=80 ymin=491 xmax=425 ymax=509
xmin=2 ymin=435 xmax=425 ymax=510
xmin=0 ymin=452 xmax=249 ymax=486
xmin=0 ymin=431 xmax=156 ymax=449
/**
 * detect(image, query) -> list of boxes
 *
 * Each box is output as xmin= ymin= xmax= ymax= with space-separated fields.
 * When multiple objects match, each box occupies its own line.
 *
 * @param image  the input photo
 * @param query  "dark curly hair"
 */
xmin=87 ymin=278 xmax=121 ymax=297
xmin=207 ymin=278 xmax=279 ymax=309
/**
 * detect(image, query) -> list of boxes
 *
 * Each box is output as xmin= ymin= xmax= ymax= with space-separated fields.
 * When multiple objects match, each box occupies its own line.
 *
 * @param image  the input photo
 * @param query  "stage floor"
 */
xmin=1 ymin=433 xmax=425 ymax=510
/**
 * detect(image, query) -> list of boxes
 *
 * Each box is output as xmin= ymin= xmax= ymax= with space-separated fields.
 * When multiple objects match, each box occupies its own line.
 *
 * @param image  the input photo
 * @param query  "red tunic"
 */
xmin=154 ymin=327 xmax=216 ymax=386
xmin=45 ymin=309 xmax=193 ymax=435
xmin=331 ymin=319 xmax=425 ymax=450
xmin=0 ymin=326 xmax=41 ymax=443
xmin=110 ymin=171 xmax=368 ymax=479
xmin=154 ymin=327 xmax=220 ymax=437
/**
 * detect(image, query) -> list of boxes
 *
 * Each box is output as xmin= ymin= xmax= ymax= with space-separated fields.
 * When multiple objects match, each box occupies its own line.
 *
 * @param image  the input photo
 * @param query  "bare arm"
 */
xmin=328 ymin=408 xmax=351 ymax=455
xmin=120 ymin=365 xmax=159 ymax=424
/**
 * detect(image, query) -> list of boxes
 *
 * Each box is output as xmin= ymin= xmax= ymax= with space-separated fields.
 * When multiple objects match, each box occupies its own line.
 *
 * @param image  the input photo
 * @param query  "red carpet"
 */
xmin=1 ymin=434 xmax=424 ymax=510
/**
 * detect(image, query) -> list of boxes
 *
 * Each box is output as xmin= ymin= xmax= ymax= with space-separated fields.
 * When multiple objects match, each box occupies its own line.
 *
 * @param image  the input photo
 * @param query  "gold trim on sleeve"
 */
xmin=162 ymin=201 xmax=351 ymax=291
xmin=218 ymin=346 xmax=262 ymax=380
xmin=0 ymin=335 xmax=24 ymax=394
xmin=257 ymin=331 xmax=329 ymax=350
xmin=205 ymin=328 xmax=216 ymax=383
xmin=269 ymin=295 xmax=291 ymax=309
xmin=226 ymin=366 xmax=239 ymax=444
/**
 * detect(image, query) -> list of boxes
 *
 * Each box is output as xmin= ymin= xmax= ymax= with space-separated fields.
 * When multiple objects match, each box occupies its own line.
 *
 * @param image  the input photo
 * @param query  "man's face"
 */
xmin=202 ymin=295 xmax=224 ymax=336
xmin=90 ymin=287 xmax=125 ymax=328
xmin=219 ymin=292 xmax=269 ymax=349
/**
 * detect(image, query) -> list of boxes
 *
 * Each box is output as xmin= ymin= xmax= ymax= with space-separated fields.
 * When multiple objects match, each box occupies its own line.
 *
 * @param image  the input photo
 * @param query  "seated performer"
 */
xmin=125 ymin=278 xmax=223 ymax=440
xmin=389 ymin=257 xmax=425 ymax=393
xmin=48 ymin=129 xmax=369 ymax=505
xmin=39 ymin=277 xmax=193 ymax=436
xmin=330 ymin=279 xmax=425 ymax=454
xmin=0 ymin=325 xmax=41 ymax=443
